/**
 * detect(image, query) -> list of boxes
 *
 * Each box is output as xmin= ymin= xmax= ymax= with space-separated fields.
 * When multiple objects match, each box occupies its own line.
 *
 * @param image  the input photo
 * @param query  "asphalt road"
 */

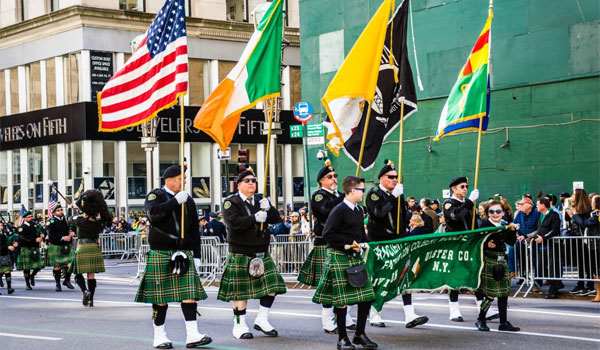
xmin=0 ymin=262 xmax=599 ymax=350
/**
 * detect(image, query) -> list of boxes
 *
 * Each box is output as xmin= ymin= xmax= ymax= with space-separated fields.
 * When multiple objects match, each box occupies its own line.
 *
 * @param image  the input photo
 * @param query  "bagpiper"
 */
xmin=365 ymin=160 xmax=428 ymax=329
xmin=16 ymin=209 xmax=45 ymax=290
xmin=0 ymin=222 xmax=17 ymax=294
xmin=298 ymin=159 xmax=347 ymax=334
xmin=313 ymin=176 xmax=378 ymax=350
xmin=69 ymin=189 xmax=111 ymax=307
xmin=45 ymin=204 xmax=76 ymax=291
xmin=135 ymin=165 xmax=212 ymax=349
xmin=219 ymin=166 xmax=287 ymax=339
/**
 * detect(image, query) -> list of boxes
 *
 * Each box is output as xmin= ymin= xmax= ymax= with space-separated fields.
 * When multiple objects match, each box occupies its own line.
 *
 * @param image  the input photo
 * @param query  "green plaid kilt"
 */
xmin=135 ymin=250 xmax=207 ymax=304
xmin=17 ymin=247 xmax=45 ymax=270
xmin=312 ymin=249 xmax=375 ymax=307
xmin=477 ymin=251 xmax=511 ymax=297
xmin=68 ymin=243 xmax=105 ymax=274
xmin=45 ymin=243 xmax=75 ymax=267
xmin=0 ymin=255 xmax=12 ymax=274
xmin=298 ymin=244 xmax=327 ymax=286
xmin=217 ymin=252 xmax=287 ymax=301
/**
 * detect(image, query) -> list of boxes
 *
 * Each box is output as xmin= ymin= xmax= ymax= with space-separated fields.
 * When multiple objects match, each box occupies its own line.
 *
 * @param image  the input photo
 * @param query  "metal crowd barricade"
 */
xmin=198 ymin=237 xmax=221 ymax=285
xmin=99 ymin=232 xmax=135 ymax=260
xmin=514 ymin=236 xmax=600 ymax=298
xmin=269 ymin=234 xmax=310 ymax=277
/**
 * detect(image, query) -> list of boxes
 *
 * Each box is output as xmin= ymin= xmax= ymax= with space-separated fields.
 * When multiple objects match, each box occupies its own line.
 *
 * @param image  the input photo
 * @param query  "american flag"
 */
xmin=98 ymin=0 xmax=188 ymax=131
xmin=17 ymin=205 xmax=27 ymax=226
xmin=48 ymin=189 xmax=58 ymax=219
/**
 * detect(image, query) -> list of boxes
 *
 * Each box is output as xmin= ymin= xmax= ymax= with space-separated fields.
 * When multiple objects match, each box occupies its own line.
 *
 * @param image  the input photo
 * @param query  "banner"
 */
xmin=364 ymin=227 xmax=502 ymax=311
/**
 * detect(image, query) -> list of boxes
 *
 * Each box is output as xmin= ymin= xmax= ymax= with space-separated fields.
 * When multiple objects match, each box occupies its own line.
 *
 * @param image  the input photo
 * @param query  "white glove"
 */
xmin=175 ymin=191 xmax=189 ymax=204
xmin=468 ymin=189 xmax=479 ymax=202
xmin=254 ymin=211 xmax=268 ymax=223
xmin=391 ymin=183 xmax=403 ymax=198
xmin=259 ymin=198 xmax=271 ymax=210
xmin=193 ymin=258 xmax=201 ymax=269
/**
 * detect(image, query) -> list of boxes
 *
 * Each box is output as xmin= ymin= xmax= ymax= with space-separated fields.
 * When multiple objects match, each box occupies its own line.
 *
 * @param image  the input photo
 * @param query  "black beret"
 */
xmin=52 ymin=203 xmax=63 ymax=212
xmin=449 ymin=176 xmax=468 ymax=188
xmin=163 ymin=165 xmax=187 ymax=179
xmin=378 ymin=160 xmax=396 ymax=178
xmin=236 ymin=167 xmax=256 ymax=184
xmin=317 ymin=165 xmax=335 ymax=182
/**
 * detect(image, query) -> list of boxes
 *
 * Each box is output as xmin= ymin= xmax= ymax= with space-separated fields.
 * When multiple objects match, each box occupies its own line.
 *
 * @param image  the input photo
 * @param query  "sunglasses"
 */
xmin=488 ymin=209 xmax=504 ymax=215
xmin=243 ymin=178 xmax=257 ymax=183
xmin=386 ymin=175 xmax=398 ymax=180
xmin=353 ymin=188 xmax=365 ymax=192
xmin=458 ymin=185 xmax=469 ymax=189
xmin=325 ymin=173 xmax=338 ymax=179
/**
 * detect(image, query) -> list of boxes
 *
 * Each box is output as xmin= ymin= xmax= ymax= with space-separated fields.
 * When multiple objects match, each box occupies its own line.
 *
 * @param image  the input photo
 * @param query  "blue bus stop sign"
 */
xmin=293 ymin=101 xmax=314 ymax=124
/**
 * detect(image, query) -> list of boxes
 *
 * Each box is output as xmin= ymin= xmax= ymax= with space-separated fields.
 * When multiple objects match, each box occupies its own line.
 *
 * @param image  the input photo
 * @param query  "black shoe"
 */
xmin=186 ymin=335 xmax=212 ymax=348
xmin=570 ymin=285 xmax=584 ymax=294
xmin=475 ymin=320 xmax=490 ymax=331
xmin=239 ymin=332 xmax=253 ymax=339
xmin=7 ymin=288 xmax=14 ymax=295
xmin=155 ymin=342 xmax=173 ymax=349
xmin=337 ymin=337 xmax=355 ymax=350
xmin=352 ymin=334 xmax=378 ymax=349
xmin=89 ymin=297 xmax=94 ymax=307
xmin=451 ymin=316 xmax=464 ymax=322
xmin=253 ymin=324 xmax=278 ymax=337
xmin=83 ymin=291 xmax=91 ymax=306
xmin=0 ymin=279 xmax=4 ymax=287
xmin=25 ymin=284 xmax=32 ymax=291
xmin=29 ymin=274 xmax=35 ymax=287
xmin=578 ymin=288 xmax=593 ymax=296
xmin=347 ymin=324 xmax=357 ymax=331
xmin=55 ymin=284 xmax=62 ymax=292
xmin=498 ymin=322 xmax=520 ymax=332
xmin=370 ymin=322 xmax=385 ymax=328
xmin=63 ymin=280 xmax=75 ymax=289
xmin=545 ymin=292 xmax=557 ymax=299
xmin=324 ymin=327 xmax=339 ymax=334
xmin=406 ymin=316 xmax=428 ymax=328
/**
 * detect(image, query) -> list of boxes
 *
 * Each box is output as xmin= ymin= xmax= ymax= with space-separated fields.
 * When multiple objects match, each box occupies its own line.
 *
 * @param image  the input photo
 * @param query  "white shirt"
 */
xmin=322 ymin=187 xmax=339 ymax=197
xmin=343 ymin=198 xmax=356 ymax=211
xmin=163 ymin=186 xmax=176 ymax=197
xmin=451 ymin=195 xmax=465 ymax=203
xmin=238 ymin=192 xmax=254 ymax=205
xmin=379 ymin=184 xmax=392 ymax=195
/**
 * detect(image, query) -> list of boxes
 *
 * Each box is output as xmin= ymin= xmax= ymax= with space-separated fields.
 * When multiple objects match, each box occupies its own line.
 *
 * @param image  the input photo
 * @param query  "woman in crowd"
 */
xmin=408 ymin=214 xmax=427 ymax=236
xmin=567 ymin=189 xmax=595 ymax=295
xmin=571 ymin=193 xmax=599 ymax=301
xmin=69 ymin=189 xmax=112 ymax=307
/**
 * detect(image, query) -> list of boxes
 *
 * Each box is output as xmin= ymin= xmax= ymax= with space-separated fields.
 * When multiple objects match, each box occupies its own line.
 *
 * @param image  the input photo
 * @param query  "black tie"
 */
xmin=246 ymin=198 xmax=254 ymax=206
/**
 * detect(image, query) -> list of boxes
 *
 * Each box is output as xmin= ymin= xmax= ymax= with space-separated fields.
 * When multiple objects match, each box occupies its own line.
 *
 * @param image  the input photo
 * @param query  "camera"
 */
xmin=316 ymin=150 xmax=327 ymax=160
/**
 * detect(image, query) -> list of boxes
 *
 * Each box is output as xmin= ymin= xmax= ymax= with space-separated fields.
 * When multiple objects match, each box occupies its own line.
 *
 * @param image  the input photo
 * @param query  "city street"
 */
xmin=0 ymin=262 xmax=598 ymax=350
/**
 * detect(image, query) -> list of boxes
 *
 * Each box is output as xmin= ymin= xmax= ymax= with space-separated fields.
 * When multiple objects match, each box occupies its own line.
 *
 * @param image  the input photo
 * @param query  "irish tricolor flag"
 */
xmin=434 ymin=10 xmax=492 ymax=140
xmin=193 ymin=0 xmax=283 ymax=151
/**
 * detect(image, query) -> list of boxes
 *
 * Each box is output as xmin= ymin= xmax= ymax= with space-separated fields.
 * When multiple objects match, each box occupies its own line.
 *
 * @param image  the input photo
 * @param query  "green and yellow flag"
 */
xmin=434 ymin=10 xmax=492 ymax=140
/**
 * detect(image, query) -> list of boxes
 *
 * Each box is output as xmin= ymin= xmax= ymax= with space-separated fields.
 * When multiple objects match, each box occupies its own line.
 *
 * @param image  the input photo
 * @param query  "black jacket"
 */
xmin=47 ymin=216 xmax=72 ymax=246
xmin=0 ymin=233 xmax=8 ymax=256
xmin=206 ymin=219 xmax=226 ymax=243
xmin=573 ymin=212 xmax=599 ymax=237
xmin=323 ymin=201 xmax=368 ymax=253
xmin=311 ymin=188 xmax=344 ymax=246
xmin=443 ymin=197 xmax=476 ymax=232
xmin=145 ymin=188 xmax=201 ymax=258
xmin=479 ymin=220 xmax=517 ymax=252
xmin=222 ymin=193 xmax=280 ymax=255
xmin=366 ymin=186 xmax=406 ymax=241
xmin=18 ymin=222 xmax=41 ymax=248
xmin=536 ymin=210 xmax=561 ymax=242
xmin=73 ymin=216 xmax=102 ymax=240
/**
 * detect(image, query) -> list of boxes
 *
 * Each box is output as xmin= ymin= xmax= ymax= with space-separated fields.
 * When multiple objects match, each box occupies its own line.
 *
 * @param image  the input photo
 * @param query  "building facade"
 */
xmin=300 ymin=0 xmax=599 ymax=201
xmin=0 ymin=0 xmax=304 ymax=221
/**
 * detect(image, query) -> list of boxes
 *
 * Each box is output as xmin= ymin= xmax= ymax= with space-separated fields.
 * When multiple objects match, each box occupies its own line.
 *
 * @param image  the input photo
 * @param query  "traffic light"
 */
xmin=238 ymin=149 xmax=250 ymax=163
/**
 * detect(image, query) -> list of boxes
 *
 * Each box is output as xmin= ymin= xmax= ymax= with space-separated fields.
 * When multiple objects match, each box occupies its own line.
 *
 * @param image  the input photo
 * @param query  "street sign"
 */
xmin=293 ymin=101 xmax=314 ymax=123
xmin=306 ymin=124 xmax=323 ymax=137
xmin=306 ymin=136 xmax=324 ymax=145
xmin=290 ymin=124 xmax=303 ymax=138
xmin=217 ymin=147 xmax=231 ymax=160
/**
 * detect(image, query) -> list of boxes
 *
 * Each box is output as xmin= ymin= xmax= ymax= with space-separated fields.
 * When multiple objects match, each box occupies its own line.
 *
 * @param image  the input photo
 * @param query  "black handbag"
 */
xmin=0 ymin=256 xmax=10 ymax=266
xmin=345 ymin=264 xmax=368 ymax=288
xmin=30 ymin=249 xmax=40 ymax=261
xmin=60 ymin=244 xmax=71 ymax=255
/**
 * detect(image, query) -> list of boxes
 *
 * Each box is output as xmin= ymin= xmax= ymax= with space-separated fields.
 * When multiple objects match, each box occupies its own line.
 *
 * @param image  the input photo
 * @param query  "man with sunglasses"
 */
xmin=442 ymin=176 xmax=480 ymax=322
xmin=366 ymin=161 xmax=429 ymax=330
xmin=298 ymin=160 xmax=354 ymax=334
xmin=219 ymin=167 xmax=286 ymax=340
xmin=45 ymin=204 xmax=76 ymax=292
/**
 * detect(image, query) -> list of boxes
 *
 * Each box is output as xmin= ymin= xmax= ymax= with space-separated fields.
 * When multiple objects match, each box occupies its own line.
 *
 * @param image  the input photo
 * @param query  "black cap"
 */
xmin=163 ymin=165 xmax=187 ymax=179
xmin=317 ymin=159 xmax=335 ymax=182
xmin=208 ymin=212 xmax=218 ymax=218
xmin=560 ymin=192 xmax=570 ymax=198
xmin=449 ymin=176 xmax=468 ymax=188
xmin=52 ymin=203 xmax=63 ymax=212
xmin=432 ymin=199 xmax=440 ymax=205
xmin=236 ymin=166 xmax=256 ymax=184
xmin=378 ymin=159 xmax=396 ymax=178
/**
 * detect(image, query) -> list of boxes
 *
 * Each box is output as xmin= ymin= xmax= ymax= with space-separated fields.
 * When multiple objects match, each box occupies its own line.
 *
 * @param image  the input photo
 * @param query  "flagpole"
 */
xmin=261 ymin=97 xmax=275 ymax=231
xmin=180 ymin=96 xmax=185 ymax=240
xmin=396 ymin=99 xmax=405 ymax=234
xmin=355 ymin=100 xmax=374 ymax=177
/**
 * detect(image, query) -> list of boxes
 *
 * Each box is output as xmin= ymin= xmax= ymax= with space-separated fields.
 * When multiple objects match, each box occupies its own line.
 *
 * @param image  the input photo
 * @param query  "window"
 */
xmin=46 ymin=58 xmax=56 ymax=108
xmin=0 ymin=72 xmax=5 ymax=117
xmin=51 ymin=0 xmax=60 ymax=12
xmin=119 ymin=0 xmax=145 ymax=11
xmin=226 ymin=0 xmax=248 ymax=22
xmin=19 ymin=0 xmax=30 ymax=21
xmin=185 ymin=0 xmax=191 ymax=17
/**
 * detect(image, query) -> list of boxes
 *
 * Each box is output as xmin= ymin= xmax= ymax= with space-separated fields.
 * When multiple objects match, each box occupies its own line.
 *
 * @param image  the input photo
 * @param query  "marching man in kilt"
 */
xmin=219 ymin=167 xmax=287 ymax=339
xmin=298 ymin=159 xmax=345 ymax=334
xmin=45 ymin=204 xmax=76 ymax=291
xmin=313 ymin=176 xmax=378 ymax=350
xmin=475 ymin=200 xmax=520 ymax=332
xmin=365 ymin=161 xmax=428 ymax=329
xmin=135 ymin=165 xmax=212 ymax=349
xmin=69 ymin=189 xmax=111 ymax=307
xmin=17 ymin=209 xmax=45 ymax=290
xmin=0 ymin=222 xmax=17 ymax=294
